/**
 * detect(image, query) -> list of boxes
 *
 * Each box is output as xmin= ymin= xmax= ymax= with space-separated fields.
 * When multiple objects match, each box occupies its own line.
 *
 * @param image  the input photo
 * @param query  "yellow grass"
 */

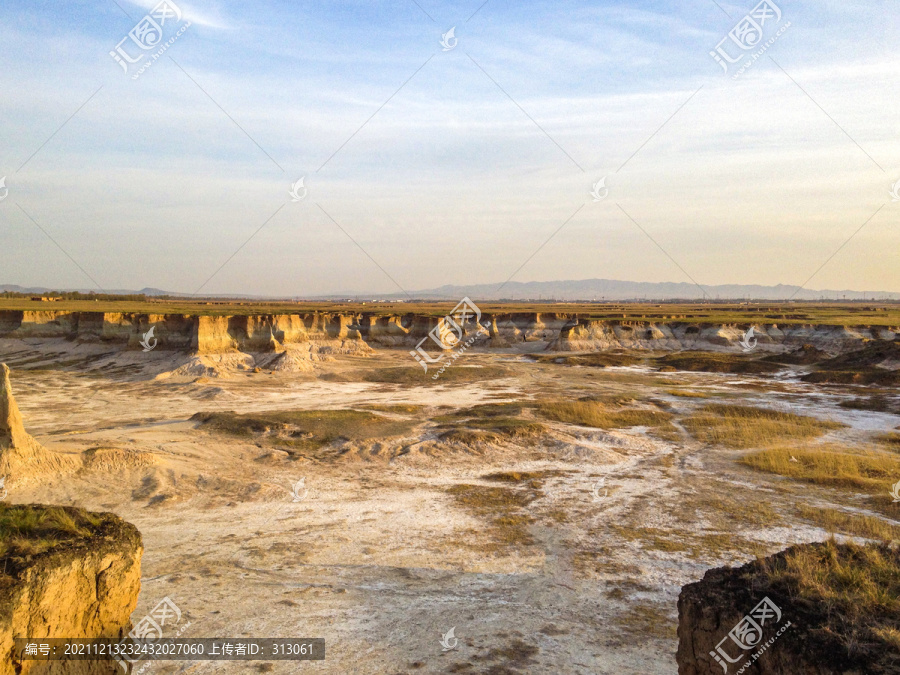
xmin=446 ymin=484 xmax=537 ymax=550
xmin=538 ymin=400 xmax=673 ymax=430
xmin=0 ymin=504 xmax=104 ymax=561
xmin=609 ymin=525 xmax=766 ymax=558
xmin=878 ymin=432 xmax=900 ymax=451
xmin=362 ymin=365 xmax=510 ymax=384
xmin=741 ymin=446 xmax=900 ymax=493
xmin=764 ymin=540 xmax=900 ymax=631
xmin=796 ymin=504 xmax=900 ymax=540
xmin=683 ymin=404 xmax=844 ymax=448
xmin=438 ymin=417 xmax=548 ymax=446
xmin=358 ymin=403 xmax=426 ymax=415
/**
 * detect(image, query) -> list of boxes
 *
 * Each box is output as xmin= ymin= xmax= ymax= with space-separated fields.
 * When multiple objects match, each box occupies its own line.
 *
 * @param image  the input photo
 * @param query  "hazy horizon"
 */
xmin=4 ymin=275 xmax=900 ymax=302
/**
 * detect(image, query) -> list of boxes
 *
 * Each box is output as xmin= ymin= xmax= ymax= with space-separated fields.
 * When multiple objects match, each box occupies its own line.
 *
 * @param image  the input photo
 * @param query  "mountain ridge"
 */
xmin=3 ymin=279 xmax=898 ymax=302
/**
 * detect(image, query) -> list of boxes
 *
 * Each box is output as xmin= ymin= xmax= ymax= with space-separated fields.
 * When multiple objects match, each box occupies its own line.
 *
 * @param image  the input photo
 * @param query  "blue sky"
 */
xmin=0 ymin=0 xmax=897 ymax=296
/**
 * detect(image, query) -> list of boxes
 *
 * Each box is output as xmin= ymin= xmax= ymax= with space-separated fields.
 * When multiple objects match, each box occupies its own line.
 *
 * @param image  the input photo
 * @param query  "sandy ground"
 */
xmin=3 ymin=341 xmax=900 ymax=675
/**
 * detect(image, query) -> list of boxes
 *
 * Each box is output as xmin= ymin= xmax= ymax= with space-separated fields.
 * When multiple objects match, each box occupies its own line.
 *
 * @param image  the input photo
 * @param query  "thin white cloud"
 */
xmin=121 ymin=0 xmax=231 ymax=29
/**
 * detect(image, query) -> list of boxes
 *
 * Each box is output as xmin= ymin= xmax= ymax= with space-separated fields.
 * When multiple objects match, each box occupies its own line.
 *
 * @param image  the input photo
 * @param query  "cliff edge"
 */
xmin=0 ymin=504 xmax=143 ymax=674
xmin=677 ymin=540 xmax=900 ymax=674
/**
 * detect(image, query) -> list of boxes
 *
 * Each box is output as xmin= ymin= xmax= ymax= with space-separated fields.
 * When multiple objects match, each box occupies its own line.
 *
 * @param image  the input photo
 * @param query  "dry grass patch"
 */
xmin=666 ymin=389 xmax=710 ymax=398
xmin=673 ymin=489 xmax=783 ymax=529
xmin=877 ymin=432 xmax=900 ymax=451
xmin=616 ymin=602 xmax=677 ymax=639
xmin=435 ymin=404 xmax=548 ymax=447
xmin=545 ymin=509 xmax=570 ymax=523
xmin=481 ymin=470 xmax=569 ymax=487
xmin=361 ymin=365 xmax=510 ymax=384
xmin=437 ymin=429 xmax=497 ymax=446
xmin=650 ymin=424 xmax=682 ymax=443
xmin=432 ymin=402 xmax=528 ymax=422
xmin=538 ymin=399 xmax=673 ymax=430
xmin=583 ymin=371 xmax=674 ymax=387
xmin=741 ymin=446 xmax=900 ymax=493
xmin=760 ymin=540 xmax=900 ymax=660
xmin=358 ymin=403 xmax=426 ymax=415
xmin=610 ymin=525 xmax=766 ymax=559
xmin=0 ymin=504 xmax=104 ymax=564
xmin=840 ymin=395 xmax=900 ymax=415
xmin=683 ymin=404 xmax=844 ymax=448
xmin=447 ymin=484 xmax=538 ymax=551
xmin=576 ymin=393 xmax=651 ymax=407
xmin=612 ymin=526 xmax=690 ymax=553
xmin=437 ymin=417 xmax=548 ymax=447
xmin=573 ymin=549 xmax=643 ymax=578
xmin=796 ymin=504 xmax=900 ymax=540
xmin=803 ymin=369 xmax=900 ymax=386
xmin=535 ymin=352 xmax=642 ymax=368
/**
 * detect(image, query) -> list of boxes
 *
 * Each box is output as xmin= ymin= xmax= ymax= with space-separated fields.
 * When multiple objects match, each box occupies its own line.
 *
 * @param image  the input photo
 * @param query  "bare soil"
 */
xmin=2 ymin=341 xmax=899 ymax=674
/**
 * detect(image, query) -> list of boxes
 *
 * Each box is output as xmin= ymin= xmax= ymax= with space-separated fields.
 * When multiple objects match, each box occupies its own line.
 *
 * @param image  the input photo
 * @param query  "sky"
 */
xmin=0 ymin=0 xmax=898 ymax=297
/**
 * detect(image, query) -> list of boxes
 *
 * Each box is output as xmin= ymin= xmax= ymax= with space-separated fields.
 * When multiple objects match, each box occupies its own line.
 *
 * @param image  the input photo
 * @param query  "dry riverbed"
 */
xmin=4 ymin=345 xmax=900 ymax=674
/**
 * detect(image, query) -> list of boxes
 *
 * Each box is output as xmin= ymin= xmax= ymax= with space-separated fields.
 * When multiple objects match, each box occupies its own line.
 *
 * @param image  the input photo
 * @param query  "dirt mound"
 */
xmin=155 ymin=353 xmax=255 ymax=379
xmin=535 ymin=352 xmax=643 ymax=368
xmin=798 ymin=341 xmax=900 ymax=386
xmin=0 ymin=364 xmax=77 ymax=485
xmin=762 ymin=343 xmax=830 ymax=365
xmin=437 ymin=417 xmax=548 ymax=446
xmin=816 ymin=340 xmax=900 ymax=370
xmin=839 ymin=395 xmax=900 ymax=415
xmin=654 ymin=352 xmax=781 ymax=374
xmin=80 ymin=446 xmax=158 ymax=472
xmin=801 ymin=369 xmax=900 ymax=386
xmin=191 ymin=409 xmax=417 ymax=460
xmin=256 ymin=349 xmax=315 ymax=373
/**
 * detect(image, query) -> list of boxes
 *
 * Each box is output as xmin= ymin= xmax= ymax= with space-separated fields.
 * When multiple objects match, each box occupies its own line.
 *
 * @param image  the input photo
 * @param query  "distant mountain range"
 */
xmin=321 ymin=279 xmax=900 ymax=302
xmin=0 ymin=285 xmax=173 ymax=297
xmin=3 ymin=279 xmax=898 ymax=302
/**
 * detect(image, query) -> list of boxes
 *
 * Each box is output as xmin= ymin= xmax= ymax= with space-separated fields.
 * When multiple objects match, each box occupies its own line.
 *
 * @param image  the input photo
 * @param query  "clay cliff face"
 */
xmin=551 ymin=321 xmax=898 ymax=353
xmin=0 ymin=364 xmax=29 ymax=450
xmin=0 ymin=310 xmax=897 ymax=356
xmin=1 ymin=364 xmax=76 ymax=484
xmin=1 ymin=505 xmax=143 ymax=675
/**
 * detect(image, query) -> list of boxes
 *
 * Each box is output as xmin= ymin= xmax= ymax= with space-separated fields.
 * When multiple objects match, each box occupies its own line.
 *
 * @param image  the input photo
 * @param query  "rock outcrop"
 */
xmin=1 ymin=364 xmax=76 ymax=485
xmin=677 ymin=541 xmax=900 ymax=674
xmin=1 ymin=504 xmax=143 ymax=675
xmin=0 ymin=309 xmax=898 ymax=356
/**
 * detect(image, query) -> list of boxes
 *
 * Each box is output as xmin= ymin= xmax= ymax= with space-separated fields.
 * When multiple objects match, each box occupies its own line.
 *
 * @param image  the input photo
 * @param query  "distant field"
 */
xmin=0 ymin=298 xmax=898 ymax=325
